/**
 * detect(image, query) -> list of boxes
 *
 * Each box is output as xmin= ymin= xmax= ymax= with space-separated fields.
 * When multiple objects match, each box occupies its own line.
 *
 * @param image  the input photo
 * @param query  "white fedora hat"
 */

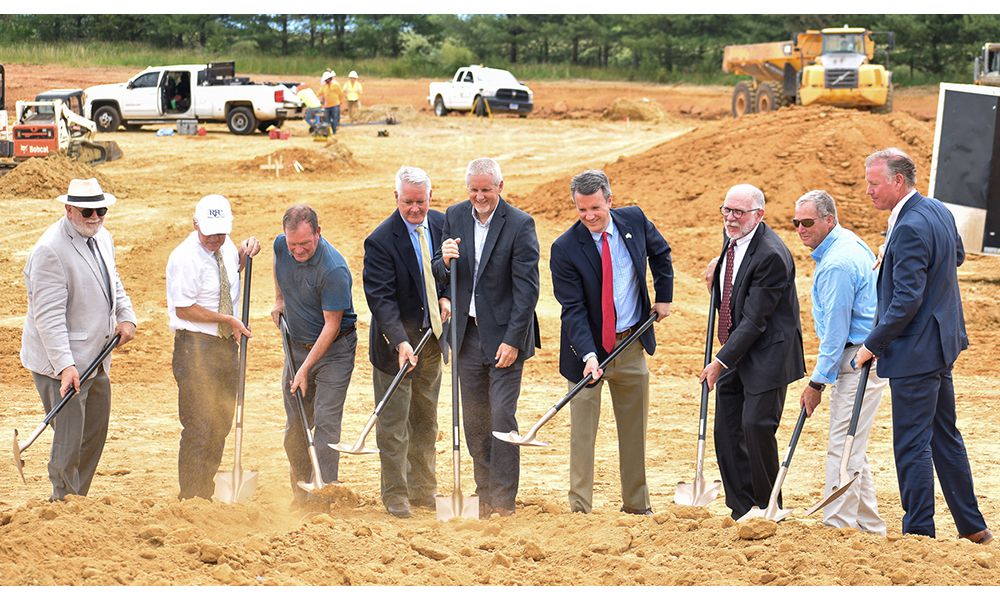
xmin=57 ymin=178 xmax=117 ymax=208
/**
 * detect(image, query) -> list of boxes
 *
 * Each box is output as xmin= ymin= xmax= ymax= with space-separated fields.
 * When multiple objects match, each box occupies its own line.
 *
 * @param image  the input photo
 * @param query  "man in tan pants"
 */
xmin=550 ymin=170 xmax=673 ymax=514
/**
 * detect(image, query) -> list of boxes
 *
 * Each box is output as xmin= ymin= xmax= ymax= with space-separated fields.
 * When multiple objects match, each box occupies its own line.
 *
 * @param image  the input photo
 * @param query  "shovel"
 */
xmin=738 ymin=406 xmax=809 ymax=523
xmin=278 ymin=313 xmax=331 ymax=493
xmin=805 ymin=360 xmax=873 ymax=516
xmin=436 ymin=263 xmax=479 ymax=520
xmin=12 ymin=334 xmax=121 ymax=484
xmin=675 ymin=281 xmax=723 ymax=506
xmin=493 ymin=312 xmax=657 ymax=447
xmin=214 ymin=255 xmax=258 ymax=504
xmin=331 ymin=327 xmax=435 ymax=455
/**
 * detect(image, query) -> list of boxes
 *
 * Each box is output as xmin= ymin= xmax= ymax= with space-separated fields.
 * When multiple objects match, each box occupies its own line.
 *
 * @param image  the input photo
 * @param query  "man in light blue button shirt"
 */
xmin=794 ymin=190 xmax=887 ymax=534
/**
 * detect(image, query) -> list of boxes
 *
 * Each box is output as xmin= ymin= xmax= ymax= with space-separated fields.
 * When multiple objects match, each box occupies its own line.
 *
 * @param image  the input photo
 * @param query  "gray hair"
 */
xmin=395 ymin=166 xmax=432 ymax=198
xmin=465 ymin=157 xmax=503 ymax=187
xmin=570 ymin=169 xmax=612 ymax=201
xmin=865 ymin=147 xmax=916 ymax=188
xmin=795 ymin=189 xmax=839 ymax=224
xmin=283 ymin=204 xmax=319 ymax=233
xmin=726 ymin=183 xmax=766 ymax=210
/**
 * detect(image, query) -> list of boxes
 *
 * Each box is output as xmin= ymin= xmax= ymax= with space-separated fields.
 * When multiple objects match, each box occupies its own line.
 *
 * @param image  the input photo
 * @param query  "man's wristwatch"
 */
xmin=808 ymin=380 xmax=826 ymax=392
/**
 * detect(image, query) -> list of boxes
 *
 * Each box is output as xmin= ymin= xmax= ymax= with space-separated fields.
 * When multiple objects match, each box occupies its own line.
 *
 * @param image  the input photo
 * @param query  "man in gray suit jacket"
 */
xmin=433 ymin=157 xmax=540 ymax=518
xmin=20 ymin=178 xmax=137 ymax=501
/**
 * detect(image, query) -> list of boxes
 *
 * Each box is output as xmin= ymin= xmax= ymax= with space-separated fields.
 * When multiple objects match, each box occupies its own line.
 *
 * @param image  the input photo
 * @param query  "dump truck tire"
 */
xmin=755 ymin=82 xmax=777 ymax=113
xmin=732 ymin=82 xmax=754 ymax=117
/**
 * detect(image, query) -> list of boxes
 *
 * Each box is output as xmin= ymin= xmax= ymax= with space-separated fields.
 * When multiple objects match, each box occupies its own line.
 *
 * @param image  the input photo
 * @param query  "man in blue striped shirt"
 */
xmin=794 ymin=190 xmax=887 ymax=534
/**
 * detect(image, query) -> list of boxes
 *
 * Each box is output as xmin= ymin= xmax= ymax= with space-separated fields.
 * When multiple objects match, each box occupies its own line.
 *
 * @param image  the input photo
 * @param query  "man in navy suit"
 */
xmin=363 ymin=166 xmax=448 ymax=519
xmin=700 ymin=184 xmax=805 ymax=520
xmin=855 ymin=148 xmax=991 ymax=544
xmin=550 ymin=170 xmax=673 ymax=514
xmin=433 ymin=157 xmax=540 ymax=518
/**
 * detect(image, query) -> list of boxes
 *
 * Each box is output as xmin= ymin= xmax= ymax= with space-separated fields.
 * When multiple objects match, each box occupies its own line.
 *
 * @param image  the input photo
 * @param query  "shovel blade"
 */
xmin=329 ymin=442 xmax=379 ymax=455
xmin=674 ymin=477 xmax=722 ymax=507
xmin=738 ymin=505 xmax=794 ymax=523
xmin=804 ymin=474 xmax=860 ymax=516
xmin=213 ymin=470 xmax=259 ymax=504
xmin=491 ymin=430 xmax=550 ymax=447
xmin=296 ymin=479 xmax=327 ymax=493
xmin=12 ymin=429 xmax=25 ymax=485
xmin=435 ymin=492 xmax=480 ymax=521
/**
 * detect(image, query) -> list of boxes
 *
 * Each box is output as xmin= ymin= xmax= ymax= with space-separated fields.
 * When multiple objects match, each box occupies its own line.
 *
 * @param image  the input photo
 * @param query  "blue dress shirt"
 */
xmin=592 ymin=216 xmax=641 ymax=332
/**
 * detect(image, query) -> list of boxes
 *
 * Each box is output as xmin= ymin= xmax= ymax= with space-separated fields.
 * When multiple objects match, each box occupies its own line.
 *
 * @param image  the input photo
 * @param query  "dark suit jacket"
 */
xmin=431 ymin=197 xmax=540 ymax=360
xmin=363 ymin=209 xmax=447 ymax=375
xmin=864 ymin=192 xmax=968 ymax=378
xmin=550 ymin=206 xmax=673 ymax=382
xmin=713 ymin=221 xmax=805 ymax=394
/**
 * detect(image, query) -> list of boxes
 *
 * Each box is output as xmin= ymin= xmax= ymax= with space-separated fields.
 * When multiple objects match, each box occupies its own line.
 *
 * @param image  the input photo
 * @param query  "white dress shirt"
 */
xmin=166 ymin=231 xmax=240 ymax=335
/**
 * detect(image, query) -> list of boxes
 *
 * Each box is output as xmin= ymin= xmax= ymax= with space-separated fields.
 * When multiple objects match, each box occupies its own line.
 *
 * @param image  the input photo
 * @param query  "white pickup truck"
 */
xmin=428 ymin=66 xmax=534 ymax=117
xmin=83 ymin=62 xmax=304 ymax=135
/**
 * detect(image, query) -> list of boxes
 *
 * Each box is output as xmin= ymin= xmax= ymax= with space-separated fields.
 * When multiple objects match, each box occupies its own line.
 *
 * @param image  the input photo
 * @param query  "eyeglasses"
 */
xmin=792 ymin=218 xmax=816 ymax=228
xmin=720 ymin=206 xmax=761 ymax=219
xmin=77 ymin=207 xmax=108 ymax=218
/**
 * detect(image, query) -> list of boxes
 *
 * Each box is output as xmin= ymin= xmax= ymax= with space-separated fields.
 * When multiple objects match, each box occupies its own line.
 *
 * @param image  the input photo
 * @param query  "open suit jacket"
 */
xmin=864 ymin=192 xmax=968 ymax=378
xmin=21 ymin=217 xmax=135 ymax=379
xmin=550 ymin=206 xmax=673 ymax=382
xmin=363 ymin=209 xmax=448 ymax=375
xmin=431 ymin=197 xmax=540 ymax=360
xmin=713 ymin=221 xmax=805 ymax=393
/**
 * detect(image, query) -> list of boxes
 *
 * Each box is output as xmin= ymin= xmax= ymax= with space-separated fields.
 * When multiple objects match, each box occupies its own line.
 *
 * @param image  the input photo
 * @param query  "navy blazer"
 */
xmin=431 ymin=197 xmax=541 ymax=360
xmin=363 ymin=209 xmax=447 ymax=375
xmin=550 ymin=206 xmax=673 ymax=382
xmin=864 ymin=192 xmax=968 ymax=378
xmin=713 ymin=221 xmax=805 ymax=394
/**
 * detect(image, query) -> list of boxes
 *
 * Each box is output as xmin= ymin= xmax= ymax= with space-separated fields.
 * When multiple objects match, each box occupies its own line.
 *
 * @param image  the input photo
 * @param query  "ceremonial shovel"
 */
xmin=493 ymin=312 xmax=657 ymax=447
xmin=332 ymin=327 xmax=435 ymax=455
xmin=278 ymin=313 xmax=331 ymax=493
xmin=13 ymin=334 xmax=121 ymax=483
xmin=674 ymin=282 xmax=723 ymax=507
xmin=738 ymin=407 xmax=809 ymax=523
xmin=214 ymin=255 xmax=259 ymax=504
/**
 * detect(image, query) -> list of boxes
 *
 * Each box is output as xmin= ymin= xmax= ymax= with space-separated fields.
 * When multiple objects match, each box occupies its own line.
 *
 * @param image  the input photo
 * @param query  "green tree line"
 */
xmin=1 ymin=14 xmax=995 ymax=84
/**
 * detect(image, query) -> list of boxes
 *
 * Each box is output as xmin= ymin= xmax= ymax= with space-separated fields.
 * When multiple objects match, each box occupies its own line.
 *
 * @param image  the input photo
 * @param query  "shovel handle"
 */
xmin=847 ymin=355 xmax=872 ymax=438
xmin=373 ymin=327 xmax=436 ymax=416
xmin=278 ymin=314 xmax=315 ymax=445
xmin=44 ymin=333 xmax=121 ymax=426
xmin=449 ymin=265 xmax=461 ymax=453
xmin=698 ymin=233 xmax=728 ymax=439
xmin=234 ymin=256 xmax=252 ymax=425
xmin=782 ymin=406 xmax=809 ymax=469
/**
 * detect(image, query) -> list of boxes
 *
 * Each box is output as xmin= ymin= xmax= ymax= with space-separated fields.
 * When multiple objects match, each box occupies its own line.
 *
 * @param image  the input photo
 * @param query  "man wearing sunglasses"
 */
xmin=21 ymin=178 xmax=137 ymax=501
xmin=699 ymin=183 xmax=805 ymax=521
xmin=793 ymin=190 xmax=887 ymax=535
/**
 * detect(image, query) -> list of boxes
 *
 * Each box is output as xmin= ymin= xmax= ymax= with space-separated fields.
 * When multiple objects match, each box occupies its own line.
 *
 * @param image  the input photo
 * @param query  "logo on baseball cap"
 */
xmin=194 ymin=194 xmax=233 ymax=235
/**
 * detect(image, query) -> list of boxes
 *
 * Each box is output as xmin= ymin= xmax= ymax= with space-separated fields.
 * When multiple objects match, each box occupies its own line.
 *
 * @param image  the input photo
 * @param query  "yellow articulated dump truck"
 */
xmin=722 ymin=26 xmax=894 ymax=117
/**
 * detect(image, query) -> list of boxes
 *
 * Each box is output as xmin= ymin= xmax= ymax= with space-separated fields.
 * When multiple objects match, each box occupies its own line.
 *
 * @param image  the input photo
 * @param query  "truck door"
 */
xmin=122 ymin=71 xmax=162 ymax=118
xmin=160 ymin=70 xmax=194 ymax=117
xmin=454 ymin=69 xmax=474 ymax=110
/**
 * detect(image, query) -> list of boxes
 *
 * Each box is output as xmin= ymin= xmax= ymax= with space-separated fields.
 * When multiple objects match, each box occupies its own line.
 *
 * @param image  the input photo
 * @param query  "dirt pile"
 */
xmin=602 ymin=98 xmax=668 ymax=122
xmin=234 ymin=141 xmax=360 ymax=177
xmin=352 ymin=104 xmax=419 ymax=124
xmin=0 ymin=154 xmax=120 ymax=200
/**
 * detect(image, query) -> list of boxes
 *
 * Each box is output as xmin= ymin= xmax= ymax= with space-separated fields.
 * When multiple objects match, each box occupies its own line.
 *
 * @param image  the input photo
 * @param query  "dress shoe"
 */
xmin=385 ymin=498 xmax=412 ymax=519
xmin=961 ymin=528 xmax=994 ymax=545
xmin=621 ymin=506 xmax=654 ymax=516
xmin=409 ymin=495 xmax=436 ymax=509
xmin=479 ymin=502 xmax=494 ymax=520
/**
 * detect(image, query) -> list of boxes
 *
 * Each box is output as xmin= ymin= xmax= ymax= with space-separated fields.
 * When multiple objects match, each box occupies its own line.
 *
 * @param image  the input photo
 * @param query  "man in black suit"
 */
xmin=550 ymin=169 xmax=673 ymax=515
xmin=432 ymin=157 xmax=540 ymax=518
xmin=700 ymin=183 xmax=805 ymax=520
xmin=363 ymin=166 xmax=448 ymax=519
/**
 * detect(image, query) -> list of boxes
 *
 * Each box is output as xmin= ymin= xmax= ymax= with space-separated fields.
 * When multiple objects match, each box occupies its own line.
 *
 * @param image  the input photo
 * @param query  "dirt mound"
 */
xmin=602 ymin=98 xmax=668 ymax=122
xmin=0 ymin=154 xmax=120 ymax=200
xmin=234 ymin=140 xmax=360 ymax=177
xmin=351 ymin=104 xmax=419 ymax=124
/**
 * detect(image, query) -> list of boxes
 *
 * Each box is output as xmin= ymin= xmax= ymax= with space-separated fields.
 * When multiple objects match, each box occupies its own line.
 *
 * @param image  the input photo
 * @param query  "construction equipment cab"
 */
xmin=974 ymin=43 xmax=1000 ymax=86
xmin=723 ymin=26 xmax=894 ymax=117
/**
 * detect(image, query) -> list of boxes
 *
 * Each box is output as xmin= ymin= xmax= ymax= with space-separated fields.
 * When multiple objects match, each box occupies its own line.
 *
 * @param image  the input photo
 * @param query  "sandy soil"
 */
xmin=0 ymin=64 xmax=997 ymax=586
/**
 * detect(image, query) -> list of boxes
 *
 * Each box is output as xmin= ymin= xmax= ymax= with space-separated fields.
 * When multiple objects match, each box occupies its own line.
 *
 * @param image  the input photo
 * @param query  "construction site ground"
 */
xmin=0 ymin=64 xmax=997 ymax=586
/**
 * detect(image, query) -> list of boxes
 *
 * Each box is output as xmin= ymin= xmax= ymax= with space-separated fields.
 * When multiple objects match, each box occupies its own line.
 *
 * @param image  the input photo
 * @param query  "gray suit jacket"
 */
xmin=21 ymin=217 xmax=136 ymax=380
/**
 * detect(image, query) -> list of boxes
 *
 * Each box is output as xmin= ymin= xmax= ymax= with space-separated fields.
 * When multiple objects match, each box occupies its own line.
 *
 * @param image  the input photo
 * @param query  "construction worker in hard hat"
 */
xmin=318 ymin=70 xmax=344 ymax=136
xmin=344 ymin=70 xmax=364 ymax=123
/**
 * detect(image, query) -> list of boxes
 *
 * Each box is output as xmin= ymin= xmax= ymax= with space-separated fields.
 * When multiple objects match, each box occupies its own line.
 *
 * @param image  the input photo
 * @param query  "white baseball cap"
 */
xmin=194 ymin=194 xmax=233 ymax=235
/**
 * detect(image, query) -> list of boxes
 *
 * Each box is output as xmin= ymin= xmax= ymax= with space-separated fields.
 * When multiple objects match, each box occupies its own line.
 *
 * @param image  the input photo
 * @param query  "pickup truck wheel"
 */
xmin=434 ymin=96 xmax=449 ymax=117
xmin=226 ymin=107 xmax=257 ymax=135
xmin=93 ymin=106 xmax=122 ymax=132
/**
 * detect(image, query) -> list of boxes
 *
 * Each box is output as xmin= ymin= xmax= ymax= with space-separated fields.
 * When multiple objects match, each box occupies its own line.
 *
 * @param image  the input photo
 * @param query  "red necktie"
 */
xmin=718 ymin=242 xmax=736 ymax=345
xmin=601 ymin=232 xmax=616 ymax=353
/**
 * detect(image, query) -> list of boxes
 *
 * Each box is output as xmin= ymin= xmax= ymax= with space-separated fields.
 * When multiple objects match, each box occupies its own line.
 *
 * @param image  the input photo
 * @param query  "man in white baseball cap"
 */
xmin=166 ymin=194 xmax=260 ymax=500
xmin=21 ymin=177 xmax=136 ymax=500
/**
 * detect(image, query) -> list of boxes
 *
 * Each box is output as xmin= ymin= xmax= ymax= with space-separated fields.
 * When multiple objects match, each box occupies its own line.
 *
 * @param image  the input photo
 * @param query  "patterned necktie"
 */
xmin=87 ymin=237 xmax=112 ymax=306
xmin=215 ymin=249 xmax=234 ymax=339
xmin=718 ymin=242 xmax=736 ymax=345
xmin=601 ymin=231 xmax=616 ymax=354
xmin=417 ymin=226 xmax=442 ymax=339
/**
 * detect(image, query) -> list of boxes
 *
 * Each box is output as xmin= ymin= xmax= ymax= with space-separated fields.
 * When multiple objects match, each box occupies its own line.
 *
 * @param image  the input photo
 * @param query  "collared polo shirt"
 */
xmin=274 ymin=234 xmax=356 ymax=344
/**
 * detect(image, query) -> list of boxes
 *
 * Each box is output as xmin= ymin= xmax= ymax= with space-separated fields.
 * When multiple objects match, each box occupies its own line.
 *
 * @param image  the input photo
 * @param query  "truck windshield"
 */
xmin=823 ymin=34 xmax=863 ymax=54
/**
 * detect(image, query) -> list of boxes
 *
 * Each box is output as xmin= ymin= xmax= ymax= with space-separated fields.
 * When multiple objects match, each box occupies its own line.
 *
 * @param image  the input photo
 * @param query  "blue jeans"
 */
xmin=324 ymin=106 xmax=341 ymax=134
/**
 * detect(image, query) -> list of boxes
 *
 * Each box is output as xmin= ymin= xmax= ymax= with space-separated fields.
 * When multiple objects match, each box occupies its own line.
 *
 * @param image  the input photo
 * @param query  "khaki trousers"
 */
xmin=568 ymin=340 xmax=650 ymax=513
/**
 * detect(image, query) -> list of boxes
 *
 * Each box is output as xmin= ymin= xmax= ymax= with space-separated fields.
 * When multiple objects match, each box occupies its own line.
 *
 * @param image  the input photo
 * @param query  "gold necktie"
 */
xmin=417 ymin=226 xmax=442 ymax=338
xmin=215 ymin=249 xmax=234 ymax=338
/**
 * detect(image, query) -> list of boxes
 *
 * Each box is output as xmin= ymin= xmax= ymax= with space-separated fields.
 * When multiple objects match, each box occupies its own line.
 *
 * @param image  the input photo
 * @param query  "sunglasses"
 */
xmin=792 ymin=218 xmax=817 ymax=228
xmin=77 ymin=207 xmax=108 ymax=218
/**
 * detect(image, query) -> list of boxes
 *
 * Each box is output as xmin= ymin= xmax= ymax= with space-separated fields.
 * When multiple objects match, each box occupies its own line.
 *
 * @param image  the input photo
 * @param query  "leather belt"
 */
xmin=615 ymin=326 xmax=636 ymax=341
xmin=302 ymin=324 xmax=356 ymax=349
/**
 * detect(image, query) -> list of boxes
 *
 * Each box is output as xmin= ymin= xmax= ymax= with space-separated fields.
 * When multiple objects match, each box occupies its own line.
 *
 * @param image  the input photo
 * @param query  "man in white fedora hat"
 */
xmin=21 ymin=177 xmax=137 ymax=501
